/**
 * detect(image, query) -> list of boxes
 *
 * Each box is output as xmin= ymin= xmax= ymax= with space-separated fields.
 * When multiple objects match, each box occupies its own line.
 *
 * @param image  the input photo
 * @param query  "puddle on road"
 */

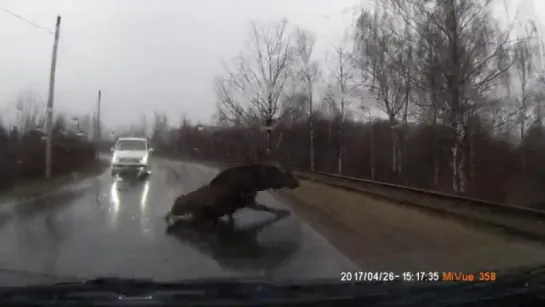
xmin=107 ymin=178 xmax=152 ymax=231
xmin=165 ymin=168 xmax=183 ymax=184
xmin=0 ymin=177 xmax=106 ymax=228
xmin=165 ymin=213 xmax=301 ymax=273
xmin=0 ymin=192 xmax=78 ymax=229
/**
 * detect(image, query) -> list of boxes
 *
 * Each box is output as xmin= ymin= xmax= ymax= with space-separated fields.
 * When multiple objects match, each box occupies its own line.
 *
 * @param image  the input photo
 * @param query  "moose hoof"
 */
xmin=276 ymin=209 xmax=290 ymax=217
xmin=165 ymin=224 xmax=175 ymax=234
xmin=165 ymin=214 xmax=176 ymax=227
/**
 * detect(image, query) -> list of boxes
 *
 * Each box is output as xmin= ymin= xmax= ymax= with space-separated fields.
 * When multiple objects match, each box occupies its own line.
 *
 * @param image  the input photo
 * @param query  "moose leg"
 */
xmin=164 ymin=212 xmax=172 ymax=225
xmin=165 ymin=212 xmax=189 ymax=227
xmin=165 ymin=211 xmax=183 ymax=223
xmin=238 ymin=191 xmax=288 ymax=215
xmin=246 ymin=202 xmax=288 ymax=215
xmin=192 ymin=211 xmax=210 ymax=224
xmin=165 ymin=213 xmax=191 ymax=226
xmin=226 ymin=213 xmax=235 ymax=226
xmin=193 ymin=208 xmax=222 ymax=226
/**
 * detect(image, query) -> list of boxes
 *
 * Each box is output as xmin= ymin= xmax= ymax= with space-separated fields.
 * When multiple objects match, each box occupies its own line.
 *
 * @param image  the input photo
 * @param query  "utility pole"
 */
xmin=96 ymin=89 xmax=101 ymax=141
xmin=45 ymin=15 xmax=61 ymax=179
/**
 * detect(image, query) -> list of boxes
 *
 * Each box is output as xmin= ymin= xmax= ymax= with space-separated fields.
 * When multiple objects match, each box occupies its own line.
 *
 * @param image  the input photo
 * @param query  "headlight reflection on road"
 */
xmin=140 ymin=180 xmax=151 ymax=234
xmin=109 ymin=180 xmax=121 ymax=228
xmin=140 ymin=180 xmax=150 ymax=210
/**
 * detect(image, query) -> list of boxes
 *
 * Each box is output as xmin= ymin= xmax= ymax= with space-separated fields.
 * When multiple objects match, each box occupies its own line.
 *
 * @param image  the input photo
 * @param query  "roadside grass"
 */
xmin=0 ymin=160 xmax=109 ymax=203
xmin=274 ymin=179 xmax=378 ymax=268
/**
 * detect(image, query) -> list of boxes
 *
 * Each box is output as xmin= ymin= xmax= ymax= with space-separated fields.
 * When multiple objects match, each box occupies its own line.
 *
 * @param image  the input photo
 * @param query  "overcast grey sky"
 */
xmin=0 ymin=0 xmax=363 ymax=130
xmin=1 ymin=0 xmax=544 ymax=132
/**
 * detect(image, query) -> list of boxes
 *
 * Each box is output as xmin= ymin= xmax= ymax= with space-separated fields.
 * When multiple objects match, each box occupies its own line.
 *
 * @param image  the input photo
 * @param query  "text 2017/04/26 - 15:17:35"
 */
xmin=340 ymin=271 xmax=497 ymax=283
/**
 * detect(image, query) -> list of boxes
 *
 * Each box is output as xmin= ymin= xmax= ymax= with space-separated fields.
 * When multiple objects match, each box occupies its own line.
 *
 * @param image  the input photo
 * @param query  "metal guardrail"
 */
xmin=158 ymin=156 xmax=545 ymax=217
xmin=290 ymin=168 xmax=545 ymax=219
xmin=289 ymin=168 xmax=545 ymax=242
xmin=155 ymin=157 xmax=545 ymax=240
xmin=152 ymin=157 xmax=542 ymax=217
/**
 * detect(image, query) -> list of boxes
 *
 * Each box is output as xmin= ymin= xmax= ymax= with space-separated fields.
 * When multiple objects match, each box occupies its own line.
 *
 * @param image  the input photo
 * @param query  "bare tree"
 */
xmin=14 ymin=91 xmax=44 ymax=135
xmin=354 ymin=5 xmax=412 ymax=175
xmin=281 ymin=92 xmax=310 ymax=126
xmin=325 ymin=43 xmax=355 ymax=174
xmin=294 ymin=28 xmax=320 ymax=171
xmin=151 ymin=111 xmax=169 ymax=148
xmin=393 ymin=0 xmax=516 ymax=193
xmin=215 ymin=19 xmax=297 ymax=156
xmin=128 ymin=114 xmax=148 ymax=137
xmin=77 ymin=114 xmax=92 ymax=140
xmin=511 ymin=30 xmax=538 ymax=172
xmin=531 ymin=77 xmax=545 ymax=126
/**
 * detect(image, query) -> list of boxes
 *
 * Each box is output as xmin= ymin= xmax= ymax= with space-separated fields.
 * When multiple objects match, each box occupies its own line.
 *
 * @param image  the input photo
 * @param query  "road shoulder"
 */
xmin=0 ymin=160 xmax=109 ymax=205
xmin=274 ymin=178 xmax=545 ymax=272
xmin=272 ymin=187 xmax=368 ymax=270
xmin=157 ymin=158 xmax=545 ymax=272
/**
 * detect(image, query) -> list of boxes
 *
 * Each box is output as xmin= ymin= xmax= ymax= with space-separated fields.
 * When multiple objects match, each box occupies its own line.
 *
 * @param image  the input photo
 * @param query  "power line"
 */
xmin=0 ymin=5 xmax=53 ymax=34
xmin=1 ymin=5 xmax=100 ymax=90
xmin=2 ymin=6 xmax=108 ymax=137
xmin=0 ymin=5 xmax=97 ymax=87
xmin=0 ymin=6 xmax=99 ymax=136
xmin=0 ymin=5 xmax=100 ymax=93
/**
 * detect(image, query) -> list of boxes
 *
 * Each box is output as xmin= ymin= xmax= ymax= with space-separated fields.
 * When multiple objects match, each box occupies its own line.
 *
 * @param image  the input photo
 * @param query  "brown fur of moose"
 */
xmin=165 ymin=163 xmax=300 ymax=225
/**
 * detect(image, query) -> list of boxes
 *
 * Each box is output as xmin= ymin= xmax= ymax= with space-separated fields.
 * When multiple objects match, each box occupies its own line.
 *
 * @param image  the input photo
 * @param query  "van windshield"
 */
xmin=116 ymin=140 xmax=147 ymax=151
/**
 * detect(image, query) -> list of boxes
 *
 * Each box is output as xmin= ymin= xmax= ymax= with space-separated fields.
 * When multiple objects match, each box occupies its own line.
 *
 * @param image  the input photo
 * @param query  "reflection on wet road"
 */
xmin=0 ymin=159 xmax=355 ymax=284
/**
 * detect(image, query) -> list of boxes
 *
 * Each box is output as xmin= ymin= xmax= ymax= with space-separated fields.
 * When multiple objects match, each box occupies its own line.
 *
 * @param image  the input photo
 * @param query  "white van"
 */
xmin=111 ymin=137 xmax=153 ymax=177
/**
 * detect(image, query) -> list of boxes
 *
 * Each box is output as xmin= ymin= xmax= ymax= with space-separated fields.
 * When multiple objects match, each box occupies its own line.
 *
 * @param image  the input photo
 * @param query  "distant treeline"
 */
xmin=145 ymin=114 xmax=545 ymax=207
xmin=0 ymin=114 xmax=97 ymax=191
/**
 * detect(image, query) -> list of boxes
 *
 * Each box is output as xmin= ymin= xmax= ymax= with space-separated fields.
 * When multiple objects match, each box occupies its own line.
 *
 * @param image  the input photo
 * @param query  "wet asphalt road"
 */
xmin=0 ymin=158 xmax=356 ymax=286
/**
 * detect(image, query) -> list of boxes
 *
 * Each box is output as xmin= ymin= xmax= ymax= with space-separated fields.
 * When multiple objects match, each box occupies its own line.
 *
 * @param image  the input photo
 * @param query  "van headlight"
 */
xmin=140 ymin=155 xmax=148 ymax=164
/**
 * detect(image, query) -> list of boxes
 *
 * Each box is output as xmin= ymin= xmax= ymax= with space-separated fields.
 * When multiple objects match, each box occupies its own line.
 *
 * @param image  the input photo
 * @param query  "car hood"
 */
xmin=114 ymin=150 xmax=148 ymax=159
xmin=0 ymin=270 xmax=79 ymax=288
